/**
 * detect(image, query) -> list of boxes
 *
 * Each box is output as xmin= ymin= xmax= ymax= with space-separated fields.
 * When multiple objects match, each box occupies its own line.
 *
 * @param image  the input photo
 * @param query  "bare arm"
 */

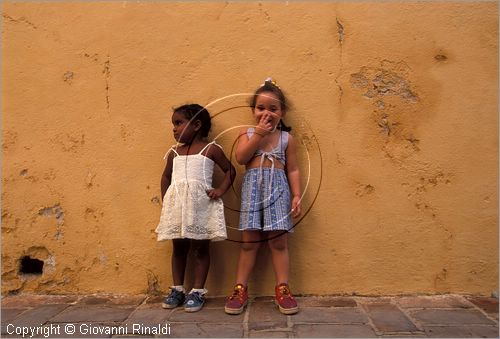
xmin=235 ymin=113 xmax=274 ymax=165
xmin=160 ymin=151 xmax=174 ymax=201
xmin=206 ymin=145 xmax=236 ymax=199
xmin=285 ymin=134 xmax=302 ymax=218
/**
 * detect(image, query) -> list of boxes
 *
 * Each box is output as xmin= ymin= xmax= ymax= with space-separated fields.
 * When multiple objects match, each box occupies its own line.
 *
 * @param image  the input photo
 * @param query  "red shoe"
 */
xmin=275 ymin=283 xmax=299 ymax=314
xmin=224 ymin=284 xmax=248 ymax=315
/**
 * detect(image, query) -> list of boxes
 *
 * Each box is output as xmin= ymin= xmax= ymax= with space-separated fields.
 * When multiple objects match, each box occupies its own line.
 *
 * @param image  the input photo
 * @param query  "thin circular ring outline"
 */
xmin=171 ymin=93 xmax=323 ymax=243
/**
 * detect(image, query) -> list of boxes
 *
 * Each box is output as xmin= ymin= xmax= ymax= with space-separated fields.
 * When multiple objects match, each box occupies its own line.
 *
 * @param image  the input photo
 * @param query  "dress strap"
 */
xmin=163 ymin=145 xmax=179 ymax=159
xmin=198 ymin=141 xmax=222 ymax=154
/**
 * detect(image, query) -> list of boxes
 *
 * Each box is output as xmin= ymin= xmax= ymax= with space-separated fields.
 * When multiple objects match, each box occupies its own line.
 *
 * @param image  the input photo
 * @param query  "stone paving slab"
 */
xmin=466 ymin=296 xmax=499 ymax=314
xmin=363 ymin=303 xmax=419 ymax=333
xmin=79 ymin=295 xmax=146 ymax=307
xmin=397 ymin=295 xmax=472 ymax=309
xmin=154 ymin=323 xmax=243 ymax=338
xmin=197 ymin=323 xmax=244 ymax=337
xmin=202 ymin=296 xmax=228 ymax=309
xmin=9 ymin=304 xmax=69 ymax=327
xmin=295 ymin=296 xmax=357 ymax=308
xmin=381 ymin=334 xmax=426 ymax=338
xmin=1 ymin=308 xmax=29 ymax=324
xmin=293 ymin=324 xmax=377 ymax=337
xmin=1 ymin=309 xmax=29 ymax=335
xmin=248 ymin=299 xmax=287 ymax=330
xmin=49 ymin=306 xmax=135 ymax=324
xmin=410 ymin=309 xmax=497 ymax=325
xmin=423 ymin=325 xmax=500 ymax=338
xmin=248 ymin=330 xmax=291 ymax=337
xmin=168 ymin=307 xmax=244 ymax=323
xmin=122 ymin=308 xmax=172 ymax=331
xmin=291 ymin=307 xmax=368 ymax=324
xmin=1 ymin=295 xmax=80 ymax=308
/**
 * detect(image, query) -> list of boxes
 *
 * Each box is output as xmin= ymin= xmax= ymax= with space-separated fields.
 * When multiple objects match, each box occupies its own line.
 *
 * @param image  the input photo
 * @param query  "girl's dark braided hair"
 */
xmin=173 ymin=103 xmax=212 ymax=137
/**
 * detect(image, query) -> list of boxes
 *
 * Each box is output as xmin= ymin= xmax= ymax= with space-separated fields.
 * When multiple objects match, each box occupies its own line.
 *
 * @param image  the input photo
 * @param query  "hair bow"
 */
xmin=261 ymin=77 xmax=280 ymax=89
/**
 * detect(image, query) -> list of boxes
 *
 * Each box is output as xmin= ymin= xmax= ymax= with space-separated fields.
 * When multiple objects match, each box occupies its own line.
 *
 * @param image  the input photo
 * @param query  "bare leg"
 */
xmin=235 ymin=231 xmax=262 ymax=286
xmin=267 ymin=231 xmax=289 ymax=284
xmin=190 ymin=239 xmax=210 ymax=289
xmin=171 ymin=238 xmax=190 ymax=286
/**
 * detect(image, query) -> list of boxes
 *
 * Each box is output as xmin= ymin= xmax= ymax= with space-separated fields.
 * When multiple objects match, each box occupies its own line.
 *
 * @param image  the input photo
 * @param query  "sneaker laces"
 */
xmin=229 ymin=285 xmax=244 ymax=300
xmin=277 ymin=285 xmax=295 ymax=301
xmin=186 ymin=292 xmax=203 ymax=304
xmin=278 ymin=285 xmax=290 ymax=295
xmin=165 ymin=288 xmax=184 ymax=303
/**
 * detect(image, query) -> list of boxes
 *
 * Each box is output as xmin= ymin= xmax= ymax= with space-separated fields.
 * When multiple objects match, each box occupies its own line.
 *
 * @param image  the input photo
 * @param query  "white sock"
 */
xmin=171 ymin=285 xmax=185 ymax=292
xmin=190 ymin=288 xmax=208 ymax=295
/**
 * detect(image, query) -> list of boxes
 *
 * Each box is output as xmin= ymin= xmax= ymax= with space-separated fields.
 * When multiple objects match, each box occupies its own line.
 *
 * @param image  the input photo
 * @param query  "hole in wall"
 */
xmin=19 ymin=256 xmax=44 ymax=275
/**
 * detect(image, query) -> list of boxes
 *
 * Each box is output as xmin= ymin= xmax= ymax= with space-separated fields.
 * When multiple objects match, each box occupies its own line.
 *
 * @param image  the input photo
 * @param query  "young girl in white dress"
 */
xmin=156 ymin=104 xmax=235 ymax=312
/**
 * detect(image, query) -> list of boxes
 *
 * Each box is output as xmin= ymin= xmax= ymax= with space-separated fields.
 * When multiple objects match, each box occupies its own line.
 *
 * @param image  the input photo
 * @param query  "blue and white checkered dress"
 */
xmin=239 ymin=129 xmax=293 ymax=232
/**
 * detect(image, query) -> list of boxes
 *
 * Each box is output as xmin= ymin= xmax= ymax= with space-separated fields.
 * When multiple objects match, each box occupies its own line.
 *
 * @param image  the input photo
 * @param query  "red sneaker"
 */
xmin=275 ymin=283 xmax=299 ymax=314
xmin=224 ymin=284 xmax=248 ymax=315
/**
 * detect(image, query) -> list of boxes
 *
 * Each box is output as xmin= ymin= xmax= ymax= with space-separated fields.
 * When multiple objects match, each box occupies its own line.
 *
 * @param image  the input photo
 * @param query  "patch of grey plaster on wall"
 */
xmin=38 ymin=204 xmax=64 ymax=239
xmin=39 ymin=205 xmax=64 ymax=224
xmin=44 ymin=255 xmax=56 ymax=274
xmin=2 ymin=13 xmax=37 ymax=29
xmin=351 ymin=61 xmax=422 ymax=158
xmin=351 ymin=61 xmax=418 ymax=102
xmin=98 ymin=249 xmax=108 ymax=265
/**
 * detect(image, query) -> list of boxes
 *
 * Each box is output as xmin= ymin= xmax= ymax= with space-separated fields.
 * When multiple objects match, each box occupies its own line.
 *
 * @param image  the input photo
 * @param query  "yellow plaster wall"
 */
xmin=2 ymin=2 xmax=498 ymax=296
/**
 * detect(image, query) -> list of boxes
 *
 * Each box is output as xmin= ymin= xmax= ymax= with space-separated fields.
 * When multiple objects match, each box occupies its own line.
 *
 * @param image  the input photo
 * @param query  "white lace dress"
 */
xmin=155 ymin=143 xmax=227 ymax=242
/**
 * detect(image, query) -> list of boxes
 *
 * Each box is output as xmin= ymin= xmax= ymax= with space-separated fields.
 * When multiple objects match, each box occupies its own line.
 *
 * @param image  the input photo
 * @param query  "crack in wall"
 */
xmin=103 ymin=56 xmax=111 ymax=114
xmin=2 ymin=13 xmax=37 ymax=29
xmin=335 ymin=17 xmax=345 ymax=104
xmin=336 ymin=18 xmax=344 ymax=44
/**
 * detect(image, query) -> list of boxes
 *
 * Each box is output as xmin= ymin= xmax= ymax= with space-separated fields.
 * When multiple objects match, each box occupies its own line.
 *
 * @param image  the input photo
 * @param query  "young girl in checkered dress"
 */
xmin=225 ymin=78 xmax=302 ymax=315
